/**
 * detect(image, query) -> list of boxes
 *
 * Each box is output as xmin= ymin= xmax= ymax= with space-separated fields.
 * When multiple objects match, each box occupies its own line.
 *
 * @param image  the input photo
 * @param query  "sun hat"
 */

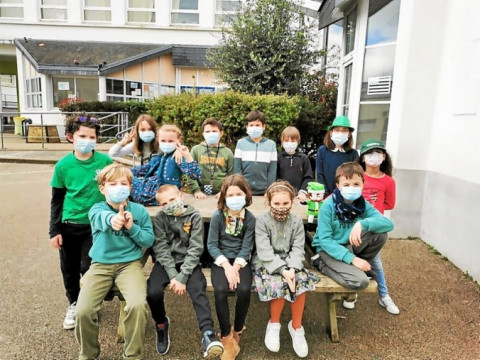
xmin=327 ymin=116 xmax=355 ymax=132
xmin=360 ymin=139 xmax=386 ymax=155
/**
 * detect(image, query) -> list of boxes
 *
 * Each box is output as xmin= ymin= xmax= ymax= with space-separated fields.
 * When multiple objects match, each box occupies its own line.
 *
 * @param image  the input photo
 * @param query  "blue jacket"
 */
xmin=316 ymin=146 xmax=359 ymax=195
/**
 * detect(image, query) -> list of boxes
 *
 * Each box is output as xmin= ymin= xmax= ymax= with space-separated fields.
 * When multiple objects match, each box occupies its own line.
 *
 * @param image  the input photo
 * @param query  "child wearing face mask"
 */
xmin=49 ymin=114 xmax=113 ymax=330
xmin=189 ymin=118 xmax=234 ymax=199
xmin=277 ymin=126 xmax=313 ymax=202
xmin=130 ymin=124 xmax=201 ymax=206
xmin=354 ymin=139 xmax=399 ymax=314
xmin=109 ymin=114 xmax=159 ymax=165
xmin=316 ymin=116 xmax=359 ymax=197
xmin=311 ymin=162 xmax=393 ymax=294
xmin=252 ymin=181 xmax=318 ymax=359
xmin=147 ymin=185 xmax=224 ymax=358
xmin=233 ymin=110 xmax=277 ymax=195
xmin=75 ymin=164 xmax=154 ymax=360
xmin=207 ymin=175 xmax=255 ymax=360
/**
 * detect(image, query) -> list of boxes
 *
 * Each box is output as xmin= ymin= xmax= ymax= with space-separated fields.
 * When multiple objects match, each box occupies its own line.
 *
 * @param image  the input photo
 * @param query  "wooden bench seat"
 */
xmin=105 ymin=266 xmax=376 ymax=344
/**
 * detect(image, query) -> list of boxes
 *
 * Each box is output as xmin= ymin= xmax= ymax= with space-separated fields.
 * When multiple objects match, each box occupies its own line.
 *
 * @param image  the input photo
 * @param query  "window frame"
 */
xmin=0 ymin=0 xmax=24 ymax=19
xmin=39 ymin=0 xmax=67 ymax=22
xmin=25 ymin=77 xmax=42 ymax=109
xmin=82 ymin=0 xmax=111 ymax=23
xmin=170 ymin=0 xmax=199 ymax=26
xmin=126 ymin=0 xmax=155 ymax=24
xmin=214 ymin=0 xmax=240 ymax=27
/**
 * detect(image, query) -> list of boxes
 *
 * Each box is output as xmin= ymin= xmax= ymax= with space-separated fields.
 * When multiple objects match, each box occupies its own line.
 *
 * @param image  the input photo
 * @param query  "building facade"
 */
xmin=319 ymin=0 xmax=480 ymax=281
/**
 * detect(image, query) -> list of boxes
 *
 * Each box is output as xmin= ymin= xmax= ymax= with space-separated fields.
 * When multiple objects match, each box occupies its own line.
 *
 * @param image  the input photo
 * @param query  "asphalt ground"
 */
xmin=0 ymin=155 xmax=479 ymax=359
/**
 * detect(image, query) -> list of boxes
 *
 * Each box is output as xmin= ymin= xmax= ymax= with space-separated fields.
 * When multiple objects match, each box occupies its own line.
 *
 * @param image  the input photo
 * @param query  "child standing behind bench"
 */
xmin=207 ymin=175 xmax=255 ymax=360
xmin=277 ymin=126 xmax=313 ymax=202
xmin=75 ymin=164 xmax=154 ymax=360
xmin=312 ymin=162 xmax=393 ymax=292
xmin=147 ymin=185 xmax=223 ymax=358
xmin=189 ymin=117 xmax=234 ymax=199
xmin=253 ymin=181 xmax=318 ymax=358
xmin=49 ymin=115 xmax=112 ymax=330
xmin=130 ymin=124 xmax=201 ymax=205
xmin=233 ymin=110 xmax=277 ymax=195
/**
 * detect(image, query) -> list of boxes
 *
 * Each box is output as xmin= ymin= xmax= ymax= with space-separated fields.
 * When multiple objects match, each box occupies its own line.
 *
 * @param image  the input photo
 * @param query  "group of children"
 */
xmin=49 ymin=111 xmax=398 ymax=360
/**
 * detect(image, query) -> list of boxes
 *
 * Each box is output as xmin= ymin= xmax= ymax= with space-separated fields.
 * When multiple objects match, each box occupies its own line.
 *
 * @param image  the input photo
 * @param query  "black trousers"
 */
xmin=147 ymin=262 xmax=214 ymax=333
xmin=59 ymin=223 xmax=92 ymax=304
xmin=211 ymin=262 xmax=252 ymax=337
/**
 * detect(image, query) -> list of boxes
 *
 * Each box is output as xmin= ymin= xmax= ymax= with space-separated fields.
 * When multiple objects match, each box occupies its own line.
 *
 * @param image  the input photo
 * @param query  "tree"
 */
xmin=208 ymin=0 xmax=321 ymax=96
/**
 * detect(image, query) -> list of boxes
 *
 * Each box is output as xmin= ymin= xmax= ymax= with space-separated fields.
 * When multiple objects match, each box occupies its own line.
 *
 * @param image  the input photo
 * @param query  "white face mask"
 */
xmin=364 ymin=152 xmax=384 ymax=166
xmin=331 ymin=131 xmax=349 ymax=146
xmin=283 ymin=141 xmax=298 ymax=154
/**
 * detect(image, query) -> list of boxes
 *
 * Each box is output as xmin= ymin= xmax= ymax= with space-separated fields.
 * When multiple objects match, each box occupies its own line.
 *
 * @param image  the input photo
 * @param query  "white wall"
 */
xmin=389 ymin=0 xmax=480 ymax=281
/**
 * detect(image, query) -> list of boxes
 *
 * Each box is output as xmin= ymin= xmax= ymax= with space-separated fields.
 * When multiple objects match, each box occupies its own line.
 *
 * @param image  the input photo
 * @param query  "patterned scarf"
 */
xmin=224 ymin=210 xmax=244 ymax=236
xmin=332 ymin=188 xmax=365 ymax=227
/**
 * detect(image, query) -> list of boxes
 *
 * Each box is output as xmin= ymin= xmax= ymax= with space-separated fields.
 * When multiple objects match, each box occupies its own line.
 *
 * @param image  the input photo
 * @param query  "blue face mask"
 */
xmin=340 ymin=186 xmax=362 ymax=201
xmin=246 ymin=126 xmax=263 ymax=139
xmin=107 ymin=185 xmax=130 ymax=203
xmin=139 ymin=130 xmax=155 ymax=143
xmin=159 ymin=141 xmax=176 ymax=154
xmin=226 ymin=196 xmax=246 ymax=211
xmin=204 ymin=132 xmax=220 ymax=145
xmin=75 ymin=138 xmax=96 ymax=154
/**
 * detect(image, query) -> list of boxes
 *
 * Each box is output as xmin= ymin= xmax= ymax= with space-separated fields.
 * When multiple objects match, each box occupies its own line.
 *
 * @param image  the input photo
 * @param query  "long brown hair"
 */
xmin=132 ymin=114 xmax=159 ymax=155
xmin=323 ymin=129 xmax=354 ymax=151
xmin=358 ymin=149 xmax=394 ymax=177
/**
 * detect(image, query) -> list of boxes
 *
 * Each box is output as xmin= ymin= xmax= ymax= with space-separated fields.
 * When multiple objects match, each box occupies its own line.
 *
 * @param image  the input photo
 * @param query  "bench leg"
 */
xmin=324 ymin=294 xmax=340 ymax=343
xmin=117 ymin=300 xmax=126 ymax=343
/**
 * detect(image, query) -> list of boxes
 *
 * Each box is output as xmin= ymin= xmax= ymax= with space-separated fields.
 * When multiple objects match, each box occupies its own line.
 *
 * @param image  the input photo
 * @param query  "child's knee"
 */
xmin=346 ymin=276 xmax=369 ymax=291
xmin=147 ymin=286 xmax=165 ymax=302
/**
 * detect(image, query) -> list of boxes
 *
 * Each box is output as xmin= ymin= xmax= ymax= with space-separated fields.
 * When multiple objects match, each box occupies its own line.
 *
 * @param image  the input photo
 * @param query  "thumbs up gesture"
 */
xmin=111 ymin=204 xmax=126 ymax=231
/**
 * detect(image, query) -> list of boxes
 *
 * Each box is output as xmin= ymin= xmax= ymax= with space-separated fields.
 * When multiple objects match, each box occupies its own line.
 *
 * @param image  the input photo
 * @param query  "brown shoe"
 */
xmin=232 ymin=326 xmax=246 ymax=345
xmin=220 ymin=332 xmax=240 ymax=360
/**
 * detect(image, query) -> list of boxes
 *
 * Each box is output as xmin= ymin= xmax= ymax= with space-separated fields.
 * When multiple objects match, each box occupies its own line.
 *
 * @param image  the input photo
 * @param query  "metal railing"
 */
xmin=0 ymin=111 xmax=129 ymax=150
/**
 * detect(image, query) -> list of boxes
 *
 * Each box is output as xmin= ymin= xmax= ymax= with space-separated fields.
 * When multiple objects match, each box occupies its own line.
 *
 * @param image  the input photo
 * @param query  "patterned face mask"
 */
xmin=161 ymin=198 xmax=185 ymax=216
xmin=270 ymin=206 xmax=291 ymax=222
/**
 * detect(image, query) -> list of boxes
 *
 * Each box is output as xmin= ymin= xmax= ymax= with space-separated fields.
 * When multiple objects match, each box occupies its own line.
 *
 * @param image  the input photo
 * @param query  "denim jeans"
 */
xmin=369 ymin=251 xmax=389 ymax=298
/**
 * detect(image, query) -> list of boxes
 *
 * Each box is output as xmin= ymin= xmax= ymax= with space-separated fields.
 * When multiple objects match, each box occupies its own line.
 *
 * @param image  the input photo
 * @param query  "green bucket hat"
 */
xmin=360 ymin=139 xmax=386 ymax=155
xmin=327 ymin=116 xmax=355 ymax=132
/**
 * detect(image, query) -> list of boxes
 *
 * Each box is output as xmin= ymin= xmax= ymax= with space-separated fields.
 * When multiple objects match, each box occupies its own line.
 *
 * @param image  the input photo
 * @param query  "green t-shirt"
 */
xmin=50 ymin=151 xmax=113 ymax=224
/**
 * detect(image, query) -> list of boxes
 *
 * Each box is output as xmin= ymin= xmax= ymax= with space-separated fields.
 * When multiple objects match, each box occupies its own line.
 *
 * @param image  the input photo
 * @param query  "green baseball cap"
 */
xmin=360 ymin=139 xmax=386 ymax=155
xmin=327 ymin=116 xmax=355 ymax=132
xmin=307 ymin=182 xmax=325 ymax=191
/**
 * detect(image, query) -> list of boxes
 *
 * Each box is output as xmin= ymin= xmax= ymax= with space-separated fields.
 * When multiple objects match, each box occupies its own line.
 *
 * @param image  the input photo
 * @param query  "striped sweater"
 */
xmin=233 ymin=136 xmax=277 ymax=195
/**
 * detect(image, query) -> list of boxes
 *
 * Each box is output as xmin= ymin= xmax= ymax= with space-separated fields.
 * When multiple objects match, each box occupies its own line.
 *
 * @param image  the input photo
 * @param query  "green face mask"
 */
xmin=161 ymin=198 xmax=185 ymax=216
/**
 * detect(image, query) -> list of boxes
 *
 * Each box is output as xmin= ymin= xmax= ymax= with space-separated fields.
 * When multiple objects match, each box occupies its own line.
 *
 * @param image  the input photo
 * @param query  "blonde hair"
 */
xmin=281 ymin=126 xmax=301 ymax=143
xmin=158 ymin=124 xmax=182 ymax=140
xmin=265 ymin=180 xmax=296 ymax=204
xmin=97 ymin=164 xmax=133 ymax=186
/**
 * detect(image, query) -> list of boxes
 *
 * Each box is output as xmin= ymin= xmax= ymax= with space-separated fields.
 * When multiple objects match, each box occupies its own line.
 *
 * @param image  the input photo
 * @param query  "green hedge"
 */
xmin=59 ymin=90 xmax=335 ymax=149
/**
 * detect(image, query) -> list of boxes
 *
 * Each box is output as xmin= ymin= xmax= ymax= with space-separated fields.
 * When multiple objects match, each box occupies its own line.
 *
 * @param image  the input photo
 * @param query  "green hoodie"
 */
xmin=151 ymin=204 xmax=204 ymax=284
xmin=188 ymin=142 xmax=234 ymax=194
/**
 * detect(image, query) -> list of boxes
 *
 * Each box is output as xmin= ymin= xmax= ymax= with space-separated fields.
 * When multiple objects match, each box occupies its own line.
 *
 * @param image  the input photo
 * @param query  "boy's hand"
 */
xmin=169 ymin=278 xmax=186 ymax=295
xmin=111 ymin=204 xmax=126 ymax=231
xmin=176 ymin=141 xmax=193 ymax=162
xmin=349 ymin=222 xmax=363 ymax=247
xmin=50 ymin=234 xmax=63 ymax=250
xmin=282 ymin=268 xmax=296 ymax=292
xmin=194 ymin=191 xmax=207 ymax=199
xmin=124 ymin=211 xmax=133 ymax=230
xmin=352 ymin=257 xmax=371 ymax=271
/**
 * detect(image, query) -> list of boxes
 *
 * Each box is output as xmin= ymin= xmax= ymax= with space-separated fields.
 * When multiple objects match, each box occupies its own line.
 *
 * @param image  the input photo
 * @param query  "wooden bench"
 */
xmin=106 ymin=266 xmax=376 ymax=344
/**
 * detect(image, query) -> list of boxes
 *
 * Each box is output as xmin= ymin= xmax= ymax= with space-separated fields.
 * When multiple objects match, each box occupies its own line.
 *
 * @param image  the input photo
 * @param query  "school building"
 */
xmin=319 ymin=0 xmax=480 ymax=282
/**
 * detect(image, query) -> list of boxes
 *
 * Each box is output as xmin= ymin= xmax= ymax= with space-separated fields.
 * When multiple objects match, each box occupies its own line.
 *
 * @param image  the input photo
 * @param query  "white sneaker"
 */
xmin=264 ymin=321 xmax=281 ymax=352
xmin=379 ymin=295 xmax=400 ymax=315
xmin=63 ymin=302 xmax=76 ymax=330
xmin=287 ymin=321 xmax=308 ymax=358
xmin=342 ymin=293 xmax=358 ymax=309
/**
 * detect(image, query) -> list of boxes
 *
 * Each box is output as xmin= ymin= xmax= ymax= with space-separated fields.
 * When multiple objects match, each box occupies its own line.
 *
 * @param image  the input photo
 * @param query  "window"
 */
xmin=215 ymin=0 xmax=240 ymax=26
xmin=127 ymin=0 xmax=155 ymax=23
xmin=0 ymin=0 xmax=23 ymax=18
xmin=106 ymin=78 xmax=144 ymax=101
xmin=26 ymin=77 xmax=42 ymax=109
xmin=344 ymin=7 xmax=357 ymax=55
xmin=357 ymin=104 xmax=390 ymax=145
xmin=366 ymin=0 xmax=400 ymax=46
xmin=1 ymin=74 xmax=16 ymax=86
xmin=342 ymin=64 xmax=352 ymax=116
xmin=52 ymin=77 xmax=98 ymax=107
xmin=40 ymin=0 xmax=67 ymax=21
xmin=83 ymin=0 xmax=111 ymax=22
xmin=171 ymin=0 xmax=198 ymax=25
